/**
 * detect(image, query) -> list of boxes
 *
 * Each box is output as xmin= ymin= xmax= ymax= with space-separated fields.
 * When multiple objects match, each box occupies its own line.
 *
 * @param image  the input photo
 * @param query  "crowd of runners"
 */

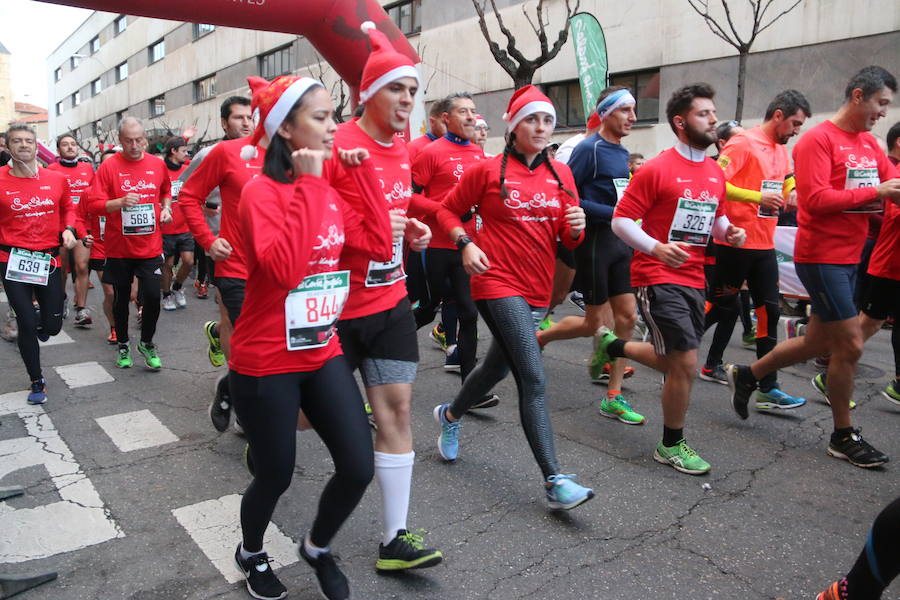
xmin=1 ymin=20 xmax=899 ymax=600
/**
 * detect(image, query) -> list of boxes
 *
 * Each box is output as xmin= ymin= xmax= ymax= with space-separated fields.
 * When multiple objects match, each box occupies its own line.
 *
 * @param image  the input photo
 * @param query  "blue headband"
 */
xmin=596 ymin=89 xmax=636 ymax=119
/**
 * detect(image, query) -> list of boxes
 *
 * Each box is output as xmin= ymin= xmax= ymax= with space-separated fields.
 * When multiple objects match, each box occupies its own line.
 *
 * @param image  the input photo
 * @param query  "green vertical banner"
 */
xmin=569 ymin=12 xmax=608 ymax=118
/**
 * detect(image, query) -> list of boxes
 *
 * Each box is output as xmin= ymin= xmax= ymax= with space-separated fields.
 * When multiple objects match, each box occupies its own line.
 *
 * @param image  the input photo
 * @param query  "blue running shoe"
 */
xmin=27 ymin=378 xmax=47 ymax=405
xmin=433 ymin=403 xmax=459 ymax=461
xmin=755 ymin=385 xmax=806 ymax=410
xmin=545 ymin=474 xmax=594 ymax=510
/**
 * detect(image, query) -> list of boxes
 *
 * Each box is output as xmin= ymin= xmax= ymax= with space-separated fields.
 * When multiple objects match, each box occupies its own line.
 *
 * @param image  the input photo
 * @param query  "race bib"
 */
xmin=668 ymin=198 xmax=717 ymax=246
xmin=71 ymin=195 xmax=81 ymax=206
xmin=122 ymin=203 xmax=156 ymax=235
xmin=757 ymin=180 xmax=782 ymax=218
xmin=5 ymin=248 xmax=51 ymax=286
xmin=285 ymin=270 xmax=350 ymax=350
xmin=843 ymin=168 xmax=882 ymax=213
xmin=99 ymin=216 xmax=106 ymax=241
xmin=365 ymin=240 xmax=406 ymax=287
xmin=171 ymin=180 xmax=183 ymax=202
xmin=612 ymin=178 xmax=629 ymax=203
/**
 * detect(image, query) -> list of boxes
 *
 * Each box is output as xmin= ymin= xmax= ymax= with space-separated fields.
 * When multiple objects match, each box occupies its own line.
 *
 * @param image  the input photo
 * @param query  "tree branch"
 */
xmin=686 ymin=0 xmax=741 ymax=49
xmin=756 ymin=0 xmax=802 ymax=36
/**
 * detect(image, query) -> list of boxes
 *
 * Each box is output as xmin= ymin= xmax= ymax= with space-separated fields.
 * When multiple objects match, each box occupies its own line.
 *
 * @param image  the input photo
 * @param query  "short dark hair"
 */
xmin=887 ymin=121 xmax=900 ymax=153
xmin=596 ymin=85 xmax=630 ymax=107
xmin=764 ymin=89 xmax=811 ymax=121
xmin=716 ymin=120 xmax=741 ymax=143
xmin=164 ymin=136 xmax=187 ymax=157
xmin=220 ymin=96 xmax=250 ymax=120
xmin=6 ymin=125 xmax=36 ymax=139
xmin=56 ymin=133 xmax=77 ymax=148
xmin=666 ymin=83 xmax=716 ymax=134
xmin=429 ymin=97 xmax=451 ymax=117
xmin=844 ymin=66 xmax=898 ymax=100
xmin=628 ymin=152 xmax=644 ymax=161
xmin=443 ymin=92 xmax=473 ymax=113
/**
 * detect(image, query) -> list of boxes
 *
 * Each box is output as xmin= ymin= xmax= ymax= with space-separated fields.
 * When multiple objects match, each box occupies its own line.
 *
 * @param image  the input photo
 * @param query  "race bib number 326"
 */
xmin=285 ymin=270 xmax=350 ymax=351
xmin=668 ymin=198 xmax=717 ymax=246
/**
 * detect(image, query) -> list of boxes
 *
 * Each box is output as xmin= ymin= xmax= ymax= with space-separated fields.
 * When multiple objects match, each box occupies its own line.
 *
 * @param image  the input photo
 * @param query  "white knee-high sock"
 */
xmin=374 ymin=450 xmax=414 ymax=545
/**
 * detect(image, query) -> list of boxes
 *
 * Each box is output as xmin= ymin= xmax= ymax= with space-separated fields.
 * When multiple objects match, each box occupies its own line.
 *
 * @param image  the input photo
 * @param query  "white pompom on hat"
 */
xmin=239 ymin=75 xmax=324 ymax=160
xmin=358 ymin=20 xmax=419 ymax=103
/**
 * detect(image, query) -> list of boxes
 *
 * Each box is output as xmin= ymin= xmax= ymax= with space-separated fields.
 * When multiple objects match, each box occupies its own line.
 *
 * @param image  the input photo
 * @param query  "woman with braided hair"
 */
xmin=431 ymin=85 xmax=593 ymax=511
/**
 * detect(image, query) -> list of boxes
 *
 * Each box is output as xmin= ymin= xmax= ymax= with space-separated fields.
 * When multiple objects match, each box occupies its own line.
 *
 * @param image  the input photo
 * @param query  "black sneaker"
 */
xmin=210 ymin=374 xmax=231 ymax=432
xmin=725 ymin=364 xmax=756 ymax=420
xmin=827 ymin=429 xmax=889 ymax=468
xmin=375 ymin=529 xmax=442 ymax=571
xmin=466 ymin=393 xmax=500 ymax=413
xmin=298 ymin=542 xmax=350 ymax=600
xmin=233 ymin=544 xmax=287 ymax=600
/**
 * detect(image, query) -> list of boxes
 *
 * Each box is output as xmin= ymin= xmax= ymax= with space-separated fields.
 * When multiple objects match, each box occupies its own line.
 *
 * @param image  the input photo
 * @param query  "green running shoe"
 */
xmin=589 ymin=329 xmax=618 ymax=381
xmin=881 ymin=380 xmax=900 ymax=406
xmin=741 ymin=326 xmax=757 ymax=347
xmin=116 ymin=343 xmax=133 ymax=369
xmin=203 ymin=321 xmax=225 ymax=367
xmin=138 ymin=342 xmax=162 ymax=371
xmin=375 ymin=529 xmax=442 ymax=571
xmin=653 ymin=440 xmax=711 ymax=475
xmin=599 ymin=394 xmax=645 ymax=425
xmin=812 ymin=373 xmax=856 ymax=409
xmin=538 ymin=316 xmax=554 ymax=331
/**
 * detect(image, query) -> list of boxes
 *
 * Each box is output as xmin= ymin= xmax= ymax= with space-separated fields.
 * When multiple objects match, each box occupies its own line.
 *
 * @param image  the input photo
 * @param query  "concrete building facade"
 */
xmin=0 ymin=41 xmax=14 ymax=132
xmin=47 ymin=0 xmax=900 ymax=157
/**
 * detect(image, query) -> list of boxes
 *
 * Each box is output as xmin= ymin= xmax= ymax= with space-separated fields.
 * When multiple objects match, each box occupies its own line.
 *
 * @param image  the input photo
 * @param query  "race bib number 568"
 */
xmin=122 ymin=203 xmax=156 ymax=235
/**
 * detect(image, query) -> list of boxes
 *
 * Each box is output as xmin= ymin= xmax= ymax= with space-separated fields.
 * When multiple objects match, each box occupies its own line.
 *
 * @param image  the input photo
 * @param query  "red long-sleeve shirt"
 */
xmin=0 ymin=166 xmax=75 ymax=262
xmin=161 ymin=163 xmax=190 ymax=235
xmin=438 ymin=154 xmax=583 ymax=307
xmin=47 ymin=160 xmax=94 ymax=237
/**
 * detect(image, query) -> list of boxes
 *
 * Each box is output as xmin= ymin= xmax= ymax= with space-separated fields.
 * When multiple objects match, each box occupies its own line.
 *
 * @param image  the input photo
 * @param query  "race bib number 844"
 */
xmin=285 ymin=271 xmax=350 ymax=351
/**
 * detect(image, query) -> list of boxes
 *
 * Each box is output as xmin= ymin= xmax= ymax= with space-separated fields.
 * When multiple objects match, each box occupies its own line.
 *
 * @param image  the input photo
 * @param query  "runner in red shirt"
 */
xmin=431 ymin=85 xmax=595 ymax=511
xmin=406 ymin=98 xmax=447 ymax=163
xmin=228 ymin=75 xmax=393 ymax=600
xmin=85 ymin=149 xmax=120 ymax=344
xmin=601 ymin=83 xmax=746 ymax=475
xmin=88 ymin=117 xmax=173 ymax=371
xmin=47 ymin=133 xmax=94 ymax=328
xmin=727 ymin=66 xmax=900 ymax=468
xmin=0 ymin=125 xmax=77 ymax=404
xmin=160 ymin=137 xmax=194 ymax=312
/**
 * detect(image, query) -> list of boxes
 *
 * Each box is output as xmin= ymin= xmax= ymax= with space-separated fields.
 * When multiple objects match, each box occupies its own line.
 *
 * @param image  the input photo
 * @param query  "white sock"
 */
xmin=374 ymin=450 xmax=415 ymax=546
xmin=240 ymin=543 xmax=264 ymax=561
xmin=303 ymin=533 xmax=329 ymax=559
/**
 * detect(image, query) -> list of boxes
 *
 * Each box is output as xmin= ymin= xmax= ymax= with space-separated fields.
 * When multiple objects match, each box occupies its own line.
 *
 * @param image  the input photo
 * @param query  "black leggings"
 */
xmin=414 ymin=248 xmax=478 ymax=380
xmin=448 ymin=296 xmax=560 ymax=478
xmin=705 ymin=246 xmax=780 ymax=390
xmin=1 ymin=263 xmax=65 ymax=381
xmin=195 ymin=242 xmax=208 ymax=284
xmin=231 ymin=356 xmax=374 ymax=551
xmin=843 ymin=496 xmax=900 ymax=599
xmin=113 ymin=279 xmax=160 ymax=344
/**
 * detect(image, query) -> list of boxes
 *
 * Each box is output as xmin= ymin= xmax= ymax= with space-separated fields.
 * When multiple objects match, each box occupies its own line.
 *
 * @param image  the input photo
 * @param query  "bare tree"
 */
xmin=308 ymin=52 xmax=351 ymax=122
xmin=472 ymin=0 xmax=580 ymax=89
xmin=687 ymin=0 xmax=803 ymax=121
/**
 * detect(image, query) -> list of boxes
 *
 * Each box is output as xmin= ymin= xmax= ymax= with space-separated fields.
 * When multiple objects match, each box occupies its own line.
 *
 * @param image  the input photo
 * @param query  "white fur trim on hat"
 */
xmin=505 ymin=100 xmax=556 ymax=132
xmin=264 ymin=78 xmax=323 ymax=143
xmin=358 ymin=65 xmax=420 ymax=103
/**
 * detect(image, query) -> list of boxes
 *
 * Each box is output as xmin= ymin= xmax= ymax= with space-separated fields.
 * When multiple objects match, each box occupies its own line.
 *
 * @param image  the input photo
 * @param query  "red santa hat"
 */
xmin=474 ymin=114 xmax=487 ymax=129
xmin=502 ymin=85 xmax=556 ymax=133
xmin=240 ymin=75 xmax=324 ymax=160
xmin=358 ymin=21 xmax=419 ymax=103
xmin=586 ymin=110 xmax=601 ymax=130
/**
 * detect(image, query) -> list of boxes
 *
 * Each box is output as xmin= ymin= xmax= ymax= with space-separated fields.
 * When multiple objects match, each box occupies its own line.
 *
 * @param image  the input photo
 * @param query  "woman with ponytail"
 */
xmin=431 ymin=85 xmax=593 ymax=511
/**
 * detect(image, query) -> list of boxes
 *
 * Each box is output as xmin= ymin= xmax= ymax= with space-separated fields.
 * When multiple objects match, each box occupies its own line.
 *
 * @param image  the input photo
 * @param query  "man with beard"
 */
xmin=596 ymin=83 xmax=746 ymax=475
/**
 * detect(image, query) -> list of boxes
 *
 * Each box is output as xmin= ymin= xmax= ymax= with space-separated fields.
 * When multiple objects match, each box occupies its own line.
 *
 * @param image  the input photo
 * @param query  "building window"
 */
xmin=114 ymin=15 xmax=127 ymax=35
xmin=259 ymin=45 xmax=292 ymax=80
xmin=56 ymin=102 xmax=63 ymax=116
xmin=150 ymin=95 xmax=166 ymax=117
xmin=91 ymin=78 xmax=102 ymax=97
xmin=71 ymin=91 xmax=81 ymax=107
xmin=544 ymin=79 xmax=585 ymax=129
xmin=92 ymin=120 xmax=103 ymax=137
xmin=193 ymin=23 xmax=215 ymax=39
xmin=386 ymin=0 xmax=422 ymax=35
xmin=115 ymin=62 xmax=128 ymax=82
xmin=194 ymin=75 xmax=216 ymax=103
xmin=149 ymin=39 xmax=165 ymax=64
xmin=609 ymin=69 xmax=660 ymax=124
xmin=70 ymin=55 xmax=81 ymax=69
xmin=54 ymin=67 xmax=62 ymax=82
xmin=90 ymin=36 xmax=100 ymax=54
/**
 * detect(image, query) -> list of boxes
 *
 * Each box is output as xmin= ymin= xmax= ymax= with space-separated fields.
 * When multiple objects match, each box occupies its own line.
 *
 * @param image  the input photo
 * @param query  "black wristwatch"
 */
xmin=455 ymin=235 xmax=473 ymax=250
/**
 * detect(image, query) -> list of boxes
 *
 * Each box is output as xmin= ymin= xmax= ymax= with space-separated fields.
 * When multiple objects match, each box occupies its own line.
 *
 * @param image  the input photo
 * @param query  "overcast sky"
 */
xmin=2 ymin=0 xmax=94 ymax=108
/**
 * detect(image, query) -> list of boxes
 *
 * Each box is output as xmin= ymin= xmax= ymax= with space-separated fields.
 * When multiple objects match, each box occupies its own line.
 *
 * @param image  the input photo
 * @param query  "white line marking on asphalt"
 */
xmin=95 ymin=409 xmax=179 ymax=452
xmin=0 ymin=291 xmax=7 ymax=303
xmin=54 ymin=361 xmax=115 ymax=388
xmin=172 ymin=494 xmax=298 ymax=584
xmin=39 ymin=329 xmax=74 ymax=346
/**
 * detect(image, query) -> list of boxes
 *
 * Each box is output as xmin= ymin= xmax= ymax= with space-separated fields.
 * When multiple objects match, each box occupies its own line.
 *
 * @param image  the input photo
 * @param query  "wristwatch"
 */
xmin=455 ymin=235 xmax=473 ymax=250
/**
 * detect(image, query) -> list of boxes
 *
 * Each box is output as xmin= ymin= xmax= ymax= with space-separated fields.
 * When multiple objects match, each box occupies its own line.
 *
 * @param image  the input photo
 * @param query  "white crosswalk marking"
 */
xmin=39 ymin=329 xmax=74 ymax=346
xmin=54 ymin=361 xmax=114 ymax=388
xmin=95 ymin=409 xmax=178 ymax=452
xmin=172 ymin=494 xmax=299 ymax=584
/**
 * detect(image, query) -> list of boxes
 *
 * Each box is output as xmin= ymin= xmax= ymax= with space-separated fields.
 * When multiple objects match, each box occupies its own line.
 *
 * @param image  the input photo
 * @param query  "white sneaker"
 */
xmin=173 ymin=289 xmax=187 ymax=308
xmin=161 ymin=295 xmax=177 ymax=311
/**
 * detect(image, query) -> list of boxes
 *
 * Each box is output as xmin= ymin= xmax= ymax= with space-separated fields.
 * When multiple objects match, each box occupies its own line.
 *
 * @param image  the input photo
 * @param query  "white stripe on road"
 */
xmin=0 ymin=390 xmax=124 ymax=563
xmin=54 ymin=361 xmax=115 ymax=388
xmin=39 ymin=329 xmax=74 ymax=346
xmin=95 ymin=409 xmax=179 ymax=452
xmin=0 ymin=291 xmax=7 ymax=303
xmin=172 ymin=494 xmax=299 ymax=584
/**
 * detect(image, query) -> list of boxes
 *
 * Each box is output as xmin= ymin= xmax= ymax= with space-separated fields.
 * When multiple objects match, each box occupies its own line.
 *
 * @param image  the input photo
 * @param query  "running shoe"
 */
xmin=466 ymin=393 xmax=500 ymax=412
xmin=137 ymin=342 xmax=162 ymax=371
xmin=73 ymin=307 xmax=93 ymax=328
xmin=429 ymin=324 xmax=447 ymax=351
xmin=881 ymin=380 xmax=900 ymax=406
xmin=814 ymin=355 xmax=830 ymax=370
xmin=783 ymin=317 xmax=806 ymax=340
xmin=590 ymin=363 xmax=636 ymax=384
xmin=816 ymin=579 xmax=847 ymax=600
xmin=634 ymin=316 xmax=649 ymax=342
xmin=653 ymin=440 xmax=711 ymax=475
xmin=433 ymin=403 xmax=459 ymax=461
xmin=27 ymin=379 xmax=47 ymax=405
xmin=116 ymin=343 xmax=133 ymax=369
xmin=87 ymin=281 xmax=95 ymax=289
xmin=599 ymin=394 xmax=645 ymax=424
xmin=545 ymin=474 xmax=594 ymax=510
xmin=299 ymin=542 xmax=351 ymax=599
xmin=754 ymin=385 xmax=806 ymax=410
xmin=210 ymin=374 xmax=232 ymax=432
xmin=538 ymin=316 xmax=554 ymax=331
xmin=233 ymin=544 xmax=287 ymax=600
xmin=444 ymin=345 xmax=460 ymax=372
xmin=375 ymin=529 xmax=443 ymax=572
xmin=161 ymin=295 xmax=177 ymax=311
xmin=741 ymin=326 xmax=756 ymax=347
xmin=588 ymin=329 xmax=618 ymax=381
xmin=173 ymin=288 xmax=187 ymax=308
xmin=699 ymin=364 xmax=728 ymax=385
xmin=568 ymin=292 xmax=586 ymax=313
xmin=827 ymin=428 xmax=889 ymax=468
xmin=106 ymin=328 xmax=117 ymax=345
xmin=725 ymin=363 xmax=756 ymax=420
xmin=194 ymin=280 xmax=208 ymax=299
xmin=203 ymin=321 xmax=225 ymax=367
xmin=811 ymin=373 xmax=857 ymax=410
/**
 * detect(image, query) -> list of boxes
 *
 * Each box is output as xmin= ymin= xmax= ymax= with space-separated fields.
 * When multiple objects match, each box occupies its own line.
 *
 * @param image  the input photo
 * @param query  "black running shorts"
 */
xmin=573 ymin=226 xmax=632 ymax=306
xmin=635 ymin=283 xmax=705 ymax=355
